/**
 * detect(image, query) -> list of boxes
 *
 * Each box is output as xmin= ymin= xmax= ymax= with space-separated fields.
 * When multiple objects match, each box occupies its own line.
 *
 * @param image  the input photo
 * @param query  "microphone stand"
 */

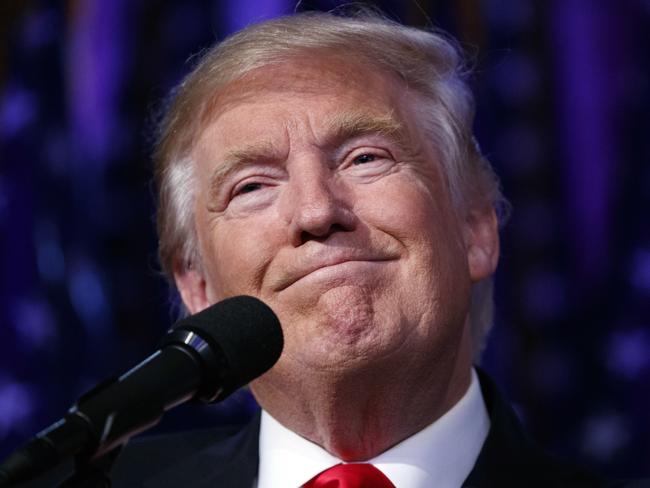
xmin=57 ymin=447 xmax=122 ymax=488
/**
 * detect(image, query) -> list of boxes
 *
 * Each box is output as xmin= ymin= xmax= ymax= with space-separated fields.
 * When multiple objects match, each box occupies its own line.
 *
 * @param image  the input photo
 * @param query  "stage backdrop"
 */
xmin=0 ymin=0 xmax=648 ymax=478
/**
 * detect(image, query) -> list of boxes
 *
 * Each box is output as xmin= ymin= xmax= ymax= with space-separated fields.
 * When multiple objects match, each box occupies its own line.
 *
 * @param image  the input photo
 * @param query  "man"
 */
xmin=96 ymin=10 xmax=632 ymax=488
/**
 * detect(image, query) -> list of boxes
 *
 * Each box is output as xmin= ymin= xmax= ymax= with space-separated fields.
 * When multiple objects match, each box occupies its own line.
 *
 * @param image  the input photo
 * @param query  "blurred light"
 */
xmin=630 ymin=248 xmax=650 ymax=294
xmin=0 ymin=378 xmax=36 ymax=439
xmin=482 ymin=0 xmax=534 ymax=33
xmin=67 ymin=0 xmax=127 ymax=164
xmin=35 ymin=220 xmax=65 ymax=284
xmin=162 ymin=3 xmax=205 ymax=46
xmin=523 ymin=270 xmax=568 ymax=322
xmin=491 ymin=53 xmax=540 ymax=106
xmin=42 ymin=130 xmax=70 ymax=173
xmin=552 ymin=0 xmax=618 ymax=285
xmin=68 ymin=259 xmax=109 ymax=333
xmin=11 ymin=298 xmax=57 ymax=351
xmin=21 ymin=8 xmax=58 ymax=49
xmin=0 ymin=85 xmax=37 ymax=140
xmin=495 ymin=124 xmax=543 ymax=175
xmin=0 ymin=178 xmax=8 ymax=220
xmin=530 ymin=348 xmax=574 ymax=395
xmin=219 ymin=0 xmax=290 ymax=34
xmin=581 ymin=412 xmax=629 ymax=461
xmin=514 ymin=201 xmax=557 ymax=247
xmin=606 ymin=328 xmax=650 ymax=380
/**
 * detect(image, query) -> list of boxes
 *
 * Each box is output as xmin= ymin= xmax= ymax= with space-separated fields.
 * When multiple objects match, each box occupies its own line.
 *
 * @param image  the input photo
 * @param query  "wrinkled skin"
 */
xmin=175 ymin=56 xmax=499 ymax=459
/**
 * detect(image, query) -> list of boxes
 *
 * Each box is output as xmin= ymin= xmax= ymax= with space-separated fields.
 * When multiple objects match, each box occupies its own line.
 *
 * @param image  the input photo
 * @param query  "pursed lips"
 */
xmin=273 ymin=252 xmax=399 ymax=291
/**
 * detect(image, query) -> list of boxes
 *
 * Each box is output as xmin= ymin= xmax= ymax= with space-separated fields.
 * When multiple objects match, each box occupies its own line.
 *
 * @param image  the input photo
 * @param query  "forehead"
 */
xmin=191 ymin=55 xmax=423 ymax=161
xmin=222 ymin=53 xmax=403 ymax=102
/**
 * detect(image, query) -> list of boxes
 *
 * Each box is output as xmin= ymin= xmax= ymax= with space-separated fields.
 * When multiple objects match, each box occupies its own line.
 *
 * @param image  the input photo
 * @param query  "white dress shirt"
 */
xmin=257 ymin=369 xmax=490 ymax=487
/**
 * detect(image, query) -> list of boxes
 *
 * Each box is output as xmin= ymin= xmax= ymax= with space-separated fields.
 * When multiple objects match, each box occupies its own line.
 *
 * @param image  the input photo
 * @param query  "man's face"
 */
xmin=178 ymin=57 xmax=495 ymax=384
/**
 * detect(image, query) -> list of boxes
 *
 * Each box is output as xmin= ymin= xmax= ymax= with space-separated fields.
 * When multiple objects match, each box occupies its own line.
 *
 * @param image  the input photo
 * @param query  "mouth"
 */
xmin=274 ymin=255 xmax=398 ymax=291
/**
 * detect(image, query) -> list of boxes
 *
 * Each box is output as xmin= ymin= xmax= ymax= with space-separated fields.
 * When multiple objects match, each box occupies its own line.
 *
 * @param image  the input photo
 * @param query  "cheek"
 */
xmin=359 ymin=175 xmax=469 ymax=284
xmin=357 ymin=176 xmax=445 ymax=241
xmin=199 ymin=217 xmax=281 ymax=299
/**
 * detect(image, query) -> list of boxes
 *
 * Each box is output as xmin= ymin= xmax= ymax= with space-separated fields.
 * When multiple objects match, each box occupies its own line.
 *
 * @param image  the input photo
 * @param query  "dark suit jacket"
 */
xmin=20 ymin=371 xmax=645 ymax=487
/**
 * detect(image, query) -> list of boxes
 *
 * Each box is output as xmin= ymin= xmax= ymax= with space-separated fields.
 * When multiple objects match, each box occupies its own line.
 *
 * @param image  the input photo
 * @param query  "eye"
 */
xmin=235 ymin=182 xmax=263 ymax=195
xmin=353 ymin=153 xmax=378 ymax=165
xmin=225 ymin=171 xmax=283 ymax=208
xmin=342 ymin=147 xmax=395 ymax=179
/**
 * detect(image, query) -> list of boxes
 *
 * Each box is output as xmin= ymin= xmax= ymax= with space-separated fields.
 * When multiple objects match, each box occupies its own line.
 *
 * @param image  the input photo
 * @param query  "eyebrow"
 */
xmin=322 ymin=110 xmax=407 ymax=148
xmin=208 ymin=141 xmax=281 ymax=198
xmin=207 ymin=111 xmax=409 ymax=195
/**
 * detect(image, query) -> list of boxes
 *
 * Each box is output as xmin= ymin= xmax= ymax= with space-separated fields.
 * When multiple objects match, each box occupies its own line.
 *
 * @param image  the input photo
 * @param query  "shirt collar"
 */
xmin=257 ymin=368 xmax=490 ymax=488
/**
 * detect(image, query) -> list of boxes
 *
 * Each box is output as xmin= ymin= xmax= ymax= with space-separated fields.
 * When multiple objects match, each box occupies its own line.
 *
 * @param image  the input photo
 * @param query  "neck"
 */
xmin=251 ymin=326 xmax=473 ymax=461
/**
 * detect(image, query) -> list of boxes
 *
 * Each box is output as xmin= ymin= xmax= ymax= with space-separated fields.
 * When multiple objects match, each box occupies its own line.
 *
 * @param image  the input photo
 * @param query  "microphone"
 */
xmin=0 ymin=295 xmax=283 ymax=485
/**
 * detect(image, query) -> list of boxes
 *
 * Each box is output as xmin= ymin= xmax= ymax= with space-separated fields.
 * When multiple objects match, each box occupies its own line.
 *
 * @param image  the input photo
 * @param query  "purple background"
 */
xmin=1 ymin=0 xmax=649 ymax=479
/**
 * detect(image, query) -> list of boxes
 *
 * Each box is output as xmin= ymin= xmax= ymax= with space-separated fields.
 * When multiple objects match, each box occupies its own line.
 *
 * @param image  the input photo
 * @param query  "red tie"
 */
xmin=301 ymin=463 xmax=396 ymax=488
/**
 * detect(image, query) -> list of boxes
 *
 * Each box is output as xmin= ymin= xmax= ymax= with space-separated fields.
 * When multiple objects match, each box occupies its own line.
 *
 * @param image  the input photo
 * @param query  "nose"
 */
xmin=283 ymin=165 xmax=357 ymax=246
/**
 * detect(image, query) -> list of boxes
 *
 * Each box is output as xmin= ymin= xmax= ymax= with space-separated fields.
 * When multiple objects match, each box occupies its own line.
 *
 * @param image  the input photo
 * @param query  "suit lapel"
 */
xmin=463 ymin=369 xmax=607 ymax=487
xmin=142 ymin=413 xmax=260 ymax=488
xmin=462 ymin=370 xmax=535 ymax=487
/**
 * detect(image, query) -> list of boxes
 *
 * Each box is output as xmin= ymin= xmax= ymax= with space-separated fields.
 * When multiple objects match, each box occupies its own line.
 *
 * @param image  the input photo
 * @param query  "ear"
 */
xmin=173 ymin=259 xmax=212 ymax=315
xmin=464 ymin=205 xmax=500 ymax=283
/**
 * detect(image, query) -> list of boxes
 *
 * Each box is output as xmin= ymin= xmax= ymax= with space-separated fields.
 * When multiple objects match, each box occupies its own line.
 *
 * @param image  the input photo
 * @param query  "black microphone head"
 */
xmin=167 ymin=296 xmax=283 ymax=402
